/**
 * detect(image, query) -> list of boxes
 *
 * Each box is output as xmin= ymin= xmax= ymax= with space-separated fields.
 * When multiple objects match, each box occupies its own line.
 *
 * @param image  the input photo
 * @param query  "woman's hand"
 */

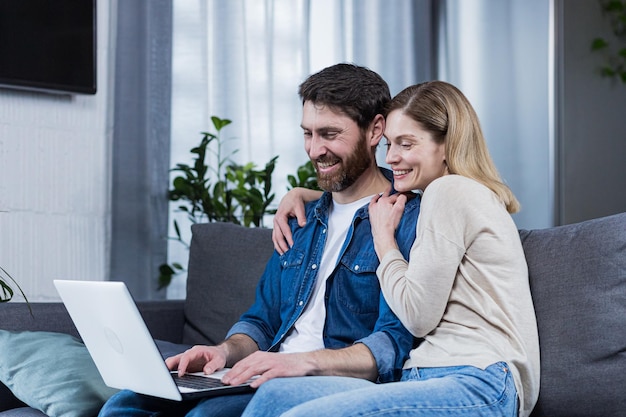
xmin=272 ymin=188 xmax=323 ymax=254
xmin=368 ymin=190 xmax=406 ymax=259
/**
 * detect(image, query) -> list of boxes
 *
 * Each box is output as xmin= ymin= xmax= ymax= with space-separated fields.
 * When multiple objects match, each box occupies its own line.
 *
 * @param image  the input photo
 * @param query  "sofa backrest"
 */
xmin=182 ymin=214 xmax=626 ymax=416
xmin=183 ymin=222 xmax=274 ymax=346
xmin=520 ymin=212 xmax=626 ymax=417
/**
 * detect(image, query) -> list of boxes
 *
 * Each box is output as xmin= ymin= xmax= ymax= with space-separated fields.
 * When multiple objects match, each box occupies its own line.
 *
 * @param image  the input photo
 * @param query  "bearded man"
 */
xmin=99 ymin=63 xmax=421 ymax=417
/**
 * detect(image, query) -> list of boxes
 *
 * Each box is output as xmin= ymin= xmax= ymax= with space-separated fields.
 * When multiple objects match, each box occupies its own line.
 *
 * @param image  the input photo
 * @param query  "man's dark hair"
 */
xmin=298 ymin=63 xmax=391 ymax=130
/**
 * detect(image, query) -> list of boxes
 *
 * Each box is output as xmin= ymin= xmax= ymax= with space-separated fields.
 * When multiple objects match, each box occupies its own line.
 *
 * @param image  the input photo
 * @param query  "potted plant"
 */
xmin=159 ymin=116 xmax=320 ymax=290
xmin=158 ymin=116 xmax=279 ymax=289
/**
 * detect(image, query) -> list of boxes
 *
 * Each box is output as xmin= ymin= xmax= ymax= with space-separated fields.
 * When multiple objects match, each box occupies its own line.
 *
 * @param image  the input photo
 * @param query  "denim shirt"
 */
xmin=227 ymin=169 xmax=421 ymax=382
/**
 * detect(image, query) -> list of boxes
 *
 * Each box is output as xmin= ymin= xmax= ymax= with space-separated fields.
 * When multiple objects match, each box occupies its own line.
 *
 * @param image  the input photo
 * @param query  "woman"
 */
xmin=245 ymin=81 xmax=540 ymax=417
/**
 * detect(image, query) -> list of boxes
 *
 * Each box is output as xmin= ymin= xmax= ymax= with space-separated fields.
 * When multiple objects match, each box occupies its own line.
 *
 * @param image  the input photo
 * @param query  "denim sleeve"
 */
xmin=358 ymin=195 xmax=421 ymax=382
xmin=356 ymin=294 xmax=414 ymax=383
xmin=225 ymin=251 xmax=283 ymax=351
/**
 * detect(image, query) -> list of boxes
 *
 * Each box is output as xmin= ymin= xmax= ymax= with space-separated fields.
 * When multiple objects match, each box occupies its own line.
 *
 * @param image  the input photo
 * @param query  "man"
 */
xmin=99 ymin=63 xmax=420 ymax=417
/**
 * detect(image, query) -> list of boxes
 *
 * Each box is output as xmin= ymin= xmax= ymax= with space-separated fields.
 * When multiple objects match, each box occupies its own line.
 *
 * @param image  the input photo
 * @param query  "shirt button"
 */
xmin=283 ymin=261 xmax=287 ymax=266
xmin=354 ymin=265 xmax=360 ymax=271
xmin=298 ymin=301 xmax=304 ymax=306
xmin=311 ymin=264 xmax=317 ymax=270
xmin=323 ymin=229 xmax=327 ymax=234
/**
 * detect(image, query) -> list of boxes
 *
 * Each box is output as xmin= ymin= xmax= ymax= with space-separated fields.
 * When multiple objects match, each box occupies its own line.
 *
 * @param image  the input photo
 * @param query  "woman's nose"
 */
xmin=385 ymin=145 xmax=398 ymax=165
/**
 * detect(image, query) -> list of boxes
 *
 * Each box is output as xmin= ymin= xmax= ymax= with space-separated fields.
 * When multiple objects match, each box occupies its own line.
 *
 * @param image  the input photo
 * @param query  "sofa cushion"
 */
xmin=183 ymin=222 xmax=274 ymax=346
xmin=0 ymin=330 xmax=119 ymax=417
xmin=520 ymin=212 xmax=626 ymax=417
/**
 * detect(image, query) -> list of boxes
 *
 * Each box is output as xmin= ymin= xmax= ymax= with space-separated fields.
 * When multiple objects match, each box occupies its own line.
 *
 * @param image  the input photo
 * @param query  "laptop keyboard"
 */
xmin=172 ymin=373 xmax=228 ymax=390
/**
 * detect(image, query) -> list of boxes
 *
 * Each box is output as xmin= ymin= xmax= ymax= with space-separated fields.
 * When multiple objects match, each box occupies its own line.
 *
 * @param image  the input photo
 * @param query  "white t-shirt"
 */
xmin=279 ymin=195 xmax=372 ymax=353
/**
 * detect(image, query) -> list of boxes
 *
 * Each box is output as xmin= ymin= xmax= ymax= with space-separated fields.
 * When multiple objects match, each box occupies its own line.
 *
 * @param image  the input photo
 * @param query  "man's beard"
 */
xmin=314 ymin=136 xmax=373 ymax=192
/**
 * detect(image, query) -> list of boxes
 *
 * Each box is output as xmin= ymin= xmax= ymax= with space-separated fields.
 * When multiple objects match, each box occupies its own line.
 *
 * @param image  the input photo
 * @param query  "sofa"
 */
xmin=0 ymin=214 xmax=624 ymax=417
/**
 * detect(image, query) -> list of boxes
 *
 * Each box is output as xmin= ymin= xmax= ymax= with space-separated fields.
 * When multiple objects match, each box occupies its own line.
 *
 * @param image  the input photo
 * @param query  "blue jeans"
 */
xmin=98 ymin=389 xmax=254 ymax=417
xmin=241 ymin=362 xmax=518 ymax=417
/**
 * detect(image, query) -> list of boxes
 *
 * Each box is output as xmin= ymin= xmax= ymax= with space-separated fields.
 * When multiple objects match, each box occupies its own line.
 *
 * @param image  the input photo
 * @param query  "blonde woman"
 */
xmin=243 ymin=81 xmax=540 ymax=417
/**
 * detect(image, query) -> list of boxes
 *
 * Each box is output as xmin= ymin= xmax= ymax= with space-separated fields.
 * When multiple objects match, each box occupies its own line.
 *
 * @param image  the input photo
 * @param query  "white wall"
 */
xmin=0 ymin=1 xmax=115 ymax=302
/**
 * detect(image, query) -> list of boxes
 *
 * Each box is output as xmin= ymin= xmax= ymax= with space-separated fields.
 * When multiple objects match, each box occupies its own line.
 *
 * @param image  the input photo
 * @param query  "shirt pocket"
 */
xmin=334 ymin=254 xmax=380 ymax=315
xmin=279 ymin=248 xmax=305 ymax=269
xmin=278 ymin=249 xmax=306 ymax=304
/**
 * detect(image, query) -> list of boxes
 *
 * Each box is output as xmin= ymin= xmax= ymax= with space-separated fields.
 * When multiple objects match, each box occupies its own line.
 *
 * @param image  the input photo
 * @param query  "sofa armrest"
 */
xmin=0 ymin=300 xmax=186 ymax=412
xmin=0 ymin=300 xmax=185 ymax=344
xmin=0 ymin=302 xmax=80 ymax=338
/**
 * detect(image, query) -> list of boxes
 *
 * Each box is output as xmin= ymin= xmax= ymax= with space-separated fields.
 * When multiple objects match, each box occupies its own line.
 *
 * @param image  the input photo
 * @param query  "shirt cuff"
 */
xmin=356 ymin=331 xmax=397 ymax=382
xmin=226 ymin=321 xmax=271 ymax=351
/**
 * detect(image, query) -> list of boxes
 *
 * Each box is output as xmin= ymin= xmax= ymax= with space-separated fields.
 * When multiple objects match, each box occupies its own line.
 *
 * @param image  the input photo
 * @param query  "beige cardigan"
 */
xmin=378 ymin=175 xmax=540 ymax=417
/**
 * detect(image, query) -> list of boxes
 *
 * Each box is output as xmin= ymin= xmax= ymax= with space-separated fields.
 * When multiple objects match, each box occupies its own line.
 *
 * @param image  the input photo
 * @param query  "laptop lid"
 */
xmin=53 ymin=279 xmax=253 ymax=401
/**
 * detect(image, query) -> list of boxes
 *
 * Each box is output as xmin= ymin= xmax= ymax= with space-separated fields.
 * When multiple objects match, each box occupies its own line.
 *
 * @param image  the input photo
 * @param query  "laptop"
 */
xmin=54 ymin=279 xmax=255 ymax=401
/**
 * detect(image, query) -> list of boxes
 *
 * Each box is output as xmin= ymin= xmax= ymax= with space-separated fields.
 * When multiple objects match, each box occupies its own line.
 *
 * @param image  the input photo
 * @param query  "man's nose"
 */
xmin=308 ymin=135 xmax=327 ymax=159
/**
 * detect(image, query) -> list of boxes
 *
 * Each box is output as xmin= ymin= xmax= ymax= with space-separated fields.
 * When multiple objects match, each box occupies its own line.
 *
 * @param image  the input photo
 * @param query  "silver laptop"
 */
xmin=54 ymin=279 xmax=255 ymax=401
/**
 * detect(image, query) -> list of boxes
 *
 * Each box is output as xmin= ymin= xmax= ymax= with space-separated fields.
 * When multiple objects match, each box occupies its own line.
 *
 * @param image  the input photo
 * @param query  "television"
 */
xmin=0 ymin=0 xmax=97 ymax=95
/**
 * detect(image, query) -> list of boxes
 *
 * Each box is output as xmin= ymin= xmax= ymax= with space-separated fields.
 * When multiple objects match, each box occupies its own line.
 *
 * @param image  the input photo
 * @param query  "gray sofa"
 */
xmin=1 ymin=214 xmax=625 ymax=416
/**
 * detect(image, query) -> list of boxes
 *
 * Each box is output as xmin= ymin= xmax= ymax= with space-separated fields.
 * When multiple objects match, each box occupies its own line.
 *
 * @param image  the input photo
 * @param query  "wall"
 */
xmin=557 ymin=0 xmax=626 ymax=224
xmin=2 ymin=0 xmax=623 ymax=302
xmin=0 ymin=1 xmax=114 ymax=301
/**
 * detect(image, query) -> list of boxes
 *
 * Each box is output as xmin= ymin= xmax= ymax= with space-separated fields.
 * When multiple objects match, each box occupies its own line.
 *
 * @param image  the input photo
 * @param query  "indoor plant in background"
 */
xmin=158 ymin=116 xmax=279 ymax=289
xmin=0 ymin=210 xmax=29 ymax=305
xmin=0 ymin=266 xmax=26 ymax=303
xmin=159 ymin=116 xmax=319 ymax=290
xmin=1 ymin=265 xmax=31 ymax=315
xmin=591 ymin=0 xmax=626 ymax=84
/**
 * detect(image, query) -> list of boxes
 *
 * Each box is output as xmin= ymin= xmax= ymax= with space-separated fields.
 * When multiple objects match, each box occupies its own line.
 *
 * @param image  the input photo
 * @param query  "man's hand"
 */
xmin=165 ymin=345 xmax=228 ymax=377
xmin=222 ymin=351 xmax=316 ymax=388
xmin=165 ymin=333 xmax=258 ymax=378
xmin=222 ymin=343 xmax=377 ymax=388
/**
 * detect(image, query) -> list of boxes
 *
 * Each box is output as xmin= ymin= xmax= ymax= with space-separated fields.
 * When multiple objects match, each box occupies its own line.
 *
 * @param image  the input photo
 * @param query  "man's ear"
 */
xmin=369 ymin=114 xmax=386 ymax=147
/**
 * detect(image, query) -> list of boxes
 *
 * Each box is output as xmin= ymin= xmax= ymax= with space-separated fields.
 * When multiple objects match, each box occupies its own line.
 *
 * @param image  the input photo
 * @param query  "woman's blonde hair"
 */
xmin=387 ymin=81 xmax=520 ymax=213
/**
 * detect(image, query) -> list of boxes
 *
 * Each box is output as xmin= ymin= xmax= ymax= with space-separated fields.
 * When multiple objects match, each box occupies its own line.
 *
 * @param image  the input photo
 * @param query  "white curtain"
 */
xmin=439 ymin=0 xmax=554 ymax=229
xmin=168 ymin=0 xmax=433 ymax=298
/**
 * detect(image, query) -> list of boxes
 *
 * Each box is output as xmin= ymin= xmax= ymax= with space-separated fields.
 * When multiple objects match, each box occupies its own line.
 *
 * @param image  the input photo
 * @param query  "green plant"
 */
xmin=591 ymin=0 xmax=626 ymax=83
xmin=1 ymin=265 xmax=32 ymax=314
xmin=287 ymin=160 xmax=320 ymax=191
xmin=159 ymin=116 xmax=279 ymax=289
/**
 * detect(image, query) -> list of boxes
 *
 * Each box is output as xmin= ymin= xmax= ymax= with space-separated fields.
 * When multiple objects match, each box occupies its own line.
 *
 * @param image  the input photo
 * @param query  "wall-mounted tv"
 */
xmin=0 ymin=0 xmax=97 ymax=95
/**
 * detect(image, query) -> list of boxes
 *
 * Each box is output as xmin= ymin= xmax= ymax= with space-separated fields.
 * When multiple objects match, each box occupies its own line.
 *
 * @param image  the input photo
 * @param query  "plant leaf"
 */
xmin=211 ymin=116 xmax=232 ymax=131
xmin=0 ymin=280 xmax=14 ymax=302
xmin=591 ymin=37 xmax=609 ymax=51
xmin=0 ymin=266 xmax=32 ymax=316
